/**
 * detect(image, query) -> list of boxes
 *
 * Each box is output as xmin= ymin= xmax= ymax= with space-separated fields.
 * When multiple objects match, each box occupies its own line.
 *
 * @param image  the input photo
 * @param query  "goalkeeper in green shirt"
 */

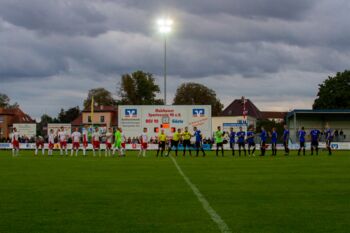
xmin=113 ymin=127 xmax=125 ymax=157
xmin=215 ymin=126 xmax=225 ymax=157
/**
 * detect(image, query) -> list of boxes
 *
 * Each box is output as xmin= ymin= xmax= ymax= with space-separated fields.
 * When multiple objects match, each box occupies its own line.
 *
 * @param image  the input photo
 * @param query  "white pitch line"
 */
xmin=170 ymin=157 xmax=232 ymax=233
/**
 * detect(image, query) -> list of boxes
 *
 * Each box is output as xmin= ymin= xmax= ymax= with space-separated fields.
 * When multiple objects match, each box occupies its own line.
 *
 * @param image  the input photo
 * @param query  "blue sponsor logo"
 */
xmin=124 ymin=109 xmax=137 ymax=117
xmin=331 ymin=144 xmax=338 ymax=149
xmin=192 ymin=108 xmax=205 ymax=117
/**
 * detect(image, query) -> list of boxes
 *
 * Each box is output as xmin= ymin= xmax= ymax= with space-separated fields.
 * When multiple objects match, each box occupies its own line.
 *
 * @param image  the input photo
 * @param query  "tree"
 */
xmin=37 ymin=114 xmax=54 ymax=136
xmin=256 ymin=119 xmax=284 ymax=142
xmin=118 ymin=70 xmax=164 ymax=105
xmin=0 ymin=93 xmax=19 ymax=109
xmin=313 ymin=70 xmax=350 ymax=109
xmin=83 ymin=88 xmax=117 ymax=109
xmin=58 ymin=106 xmax=80 ymax=123
xmin=173 ymin=82 xmax=223 ymax=116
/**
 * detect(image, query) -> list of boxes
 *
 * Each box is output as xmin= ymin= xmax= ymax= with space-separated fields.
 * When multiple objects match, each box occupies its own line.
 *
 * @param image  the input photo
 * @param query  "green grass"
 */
xmin=0 ymin=149 xmax=350 ymax=233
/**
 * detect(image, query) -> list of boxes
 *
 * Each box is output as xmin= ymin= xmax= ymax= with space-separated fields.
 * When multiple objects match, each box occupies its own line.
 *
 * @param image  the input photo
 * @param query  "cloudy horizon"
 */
xmin=1 ymin=0 xmax=349 ymax=119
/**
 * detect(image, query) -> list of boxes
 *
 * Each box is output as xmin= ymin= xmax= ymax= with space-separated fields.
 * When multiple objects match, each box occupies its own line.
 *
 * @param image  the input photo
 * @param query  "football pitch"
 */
xmin=0 ymin=150 xmax=350 ymax=233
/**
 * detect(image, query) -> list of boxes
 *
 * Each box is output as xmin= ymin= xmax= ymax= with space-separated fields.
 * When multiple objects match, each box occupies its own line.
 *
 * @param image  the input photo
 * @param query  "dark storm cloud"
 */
xmin=118 ymin=0 xmax=317 ymax=20
xmin=0 ymin=0 xmax=349 ymax=117
xmin=0 ymin=0 xmax=107 ymax=36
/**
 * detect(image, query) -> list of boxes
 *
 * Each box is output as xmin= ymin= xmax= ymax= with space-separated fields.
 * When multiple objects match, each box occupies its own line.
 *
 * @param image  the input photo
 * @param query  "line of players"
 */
xmin=10 ymin=124 xmax=335 ymax=157
xmin=10 ymin=126 xmax=129 ymax=157
xmin=216 ymin=125 xmax=334 ymax=157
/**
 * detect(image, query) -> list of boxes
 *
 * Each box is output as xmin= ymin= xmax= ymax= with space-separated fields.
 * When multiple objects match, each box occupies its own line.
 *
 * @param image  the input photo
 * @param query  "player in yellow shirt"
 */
xmin=156 ymin=129 xmax=167 ymax=157
xmin=182 ymin=127 xmax=192 ymax=156
xmin=167 ymin=128 xmax=181 ymax=157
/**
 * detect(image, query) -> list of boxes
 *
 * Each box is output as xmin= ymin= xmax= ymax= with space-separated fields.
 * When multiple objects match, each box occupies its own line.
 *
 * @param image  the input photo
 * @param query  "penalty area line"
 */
xmin=170 ymin=157 xmax=232 ymax=233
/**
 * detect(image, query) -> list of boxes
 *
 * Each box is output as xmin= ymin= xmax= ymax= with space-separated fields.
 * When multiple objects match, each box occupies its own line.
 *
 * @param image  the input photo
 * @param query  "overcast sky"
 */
xmin=1 ymin=0 xmax=349 ymax=119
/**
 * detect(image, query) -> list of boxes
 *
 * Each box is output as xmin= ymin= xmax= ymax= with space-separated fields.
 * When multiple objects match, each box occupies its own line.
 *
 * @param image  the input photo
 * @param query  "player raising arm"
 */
xmin=11 ymin=127 xmax=20 ymax=157
xmin=71 ymin=128 xmax=81 ymax=156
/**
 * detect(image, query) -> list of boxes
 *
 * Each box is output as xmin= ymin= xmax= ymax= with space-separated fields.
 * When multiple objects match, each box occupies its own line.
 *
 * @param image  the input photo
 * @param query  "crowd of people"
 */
xmin=8 ymin=124 xmax=338 ymax=157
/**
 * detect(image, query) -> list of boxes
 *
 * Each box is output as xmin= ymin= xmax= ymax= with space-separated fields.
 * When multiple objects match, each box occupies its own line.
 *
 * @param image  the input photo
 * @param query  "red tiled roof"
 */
xmin=0 ymin=107 xmax=35 ymax=123
xmin=221 ymin=99 xmax=262 ymax=118
xmin=83 ymin=105 xmax=117 ymax=112
xmin=71 ymin=114 xmax=82 ymax=126
xmin=260 ymin=111 xmax=287 ymax=119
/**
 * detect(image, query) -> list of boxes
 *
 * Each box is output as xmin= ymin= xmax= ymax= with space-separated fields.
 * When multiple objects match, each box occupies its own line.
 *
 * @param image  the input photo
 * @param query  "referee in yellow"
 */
xmin=182 ymin=127 xmax=192 ymax=156
xmin=156 ymin=129 xmax=167 ymax=157
xmin=167 ymin=128 xmax=181 ymax=157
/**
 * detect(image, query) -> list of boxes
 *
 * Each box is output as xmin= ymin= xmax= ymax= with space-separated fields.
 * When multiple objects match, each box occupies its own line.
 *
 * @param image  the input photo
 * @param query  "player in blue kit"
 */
xmin=260 ymin=126 xmax=267 ymax=156
xmin=310 ymin=128 xmax=320 ymax=155
xmin=298 ymin=127 xmax=306 ymax=156
xmin=193 ymin=127 xmax=205 ymax=157
xmin=236 ymin=127 xmax=246 ymax=156
xmin=325 ymin=126 xmax=333 ymax=155
xmin=246 ymin=126 xmax=256 ymax=156
xmin=270 ymin=127 xmax=278 ymax=156
xmin=282 ymin=125 xmax=290 ymax=155
xmin=229 ymin=127 xmax=236 ymax=156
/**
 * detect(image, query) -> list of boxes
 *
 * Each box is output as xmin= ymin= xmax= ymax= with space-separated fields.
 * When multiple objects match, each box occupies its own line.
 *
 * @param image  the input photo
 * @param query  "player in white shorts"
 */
xmin=82 ymin=126 xmax=89 ymax=156
xmin=58 ymin=127 xmax=68 ymax=155
xmin=105 ymin=127 xmax=113 ymax=157
xmin=48 ymin=129 xmax=55 ymax=156
xmin=92 ymin=127 xmax=101 ymax=157
xmin=71 ymin=128 xmax=81 ymax=156
xmin=139 ymin=128 xmax=148 ymax=157
xmin=35 ymin=135 xmax=45 ymax=156
xmin=11 ymin=128 xmax=20 ymax=156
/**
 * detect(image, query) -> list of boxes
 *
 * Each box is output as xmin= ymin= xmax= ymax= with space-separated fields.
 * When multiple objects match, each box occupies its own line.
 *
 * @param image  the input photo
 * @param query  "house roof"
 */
xmin=286 ymin=109 xmax=350 ymax=119
xmin=83 ymin=105 xmax=117 ymax=112
xmin=221 ymin=99 xmax=262 ymax=118
xmin=0 ymin=107 xmax=35 ymax=123
xmin=261 ymin=111 xmax=287 ymax=119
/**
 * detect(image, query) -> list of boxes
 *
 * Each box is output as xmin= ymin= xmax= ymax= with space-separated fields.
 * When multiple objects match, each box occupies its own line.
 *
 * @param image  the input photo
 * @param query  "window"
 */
xmin=88 ymin=116 xmax=91 ymax=123
xmin=100 ymin=116 xmax=105 ymax=123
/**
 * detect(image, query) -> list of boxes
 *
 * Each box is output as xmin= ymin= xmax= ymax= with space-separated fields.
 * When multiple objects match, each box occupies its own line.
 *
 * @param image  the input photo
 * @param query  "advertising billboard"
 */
xmin=118 ymin=105 xmax=212 ymax=138
xmin=13 ymin=123 xmax=37 ymax=137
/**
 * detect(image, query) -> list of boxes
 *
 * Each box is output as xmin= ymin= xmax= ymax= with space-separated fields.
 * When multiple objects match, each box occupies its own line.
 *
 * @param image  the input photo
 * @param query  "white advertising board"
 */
xmin=13 ymin=123 xmax=37 ymax=137
xmin=47 ymin=123 xmax=72 ymax=135
xmin=118 ymin=105 xmax=212 ymax=138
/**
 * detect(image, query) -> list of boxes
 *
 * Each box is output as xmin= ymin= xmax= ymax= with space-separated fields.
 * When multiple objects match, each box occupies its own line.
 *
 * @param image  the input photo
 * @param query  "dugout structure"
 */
xmin=286 ymin=109 xmax=350 ymax=142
